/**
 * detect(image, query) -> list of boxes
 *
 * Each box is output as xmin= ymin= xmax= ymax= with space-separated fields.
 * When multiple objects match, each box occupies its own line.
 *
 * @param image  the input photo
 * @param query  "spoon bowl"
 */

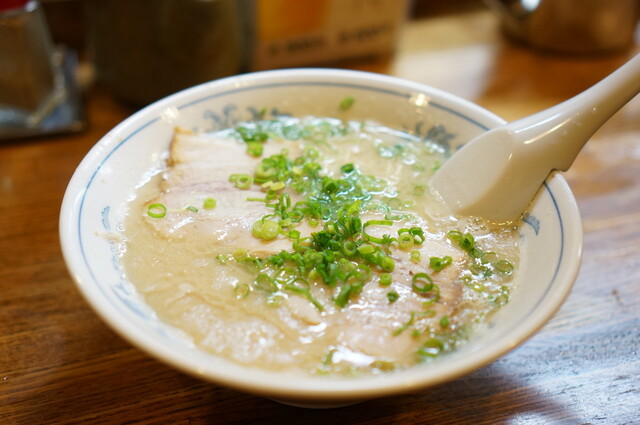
xmin=431 ymin=54 xmax=640 ymax=222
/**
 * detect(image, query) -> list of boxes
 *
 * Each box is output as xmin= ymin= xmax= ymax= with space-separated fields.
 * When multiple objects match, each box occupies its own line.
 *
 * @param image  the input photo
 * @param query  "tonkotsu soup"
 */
xmin=121 ymin=115 xmax=519 ymax=376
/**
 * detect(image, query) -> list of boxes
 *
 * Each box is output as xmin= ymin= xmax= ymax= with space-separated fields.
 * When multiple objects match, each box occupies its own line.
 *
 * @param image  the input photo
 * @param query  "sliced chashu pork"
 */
xmin=333 ymin=221 xmax=464 ymax=360
xmin=144 ymin=128 xmax=299 ymax=254
xmin=144 ymin=128 xmax=466 ymax=368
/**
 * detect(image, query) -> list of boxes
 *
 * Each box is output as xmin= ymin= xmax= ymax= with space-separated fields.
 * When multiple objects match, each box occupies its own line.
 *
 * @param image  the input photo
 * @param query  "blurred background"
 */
xmin=3 ymin=0 xmax=639 ymax=135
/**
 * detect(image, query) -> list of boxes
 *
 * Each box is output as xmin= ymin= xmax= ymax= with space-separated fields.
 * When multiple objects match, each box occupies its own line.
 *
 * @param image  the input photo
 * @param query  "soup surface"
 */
xmin=122 ymin=116 xmax=519 ymax=376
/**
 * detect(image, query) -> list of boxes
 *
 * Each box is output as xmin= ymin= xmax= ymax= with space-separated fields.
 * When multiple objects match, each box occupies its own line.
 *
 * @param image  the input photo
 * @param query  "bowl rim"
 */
xmin=60 ymin=68 xmax=583 ymax=401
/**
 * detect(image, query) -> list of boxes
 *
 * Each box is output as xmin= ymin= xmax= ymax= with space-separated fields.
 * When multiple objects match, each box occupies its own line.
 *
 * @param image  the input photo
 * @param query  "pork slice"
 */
xmin=334 ymin=216 xmax=464 ymax=361
xmin=144 ymin=129 xmax=300 ymax=251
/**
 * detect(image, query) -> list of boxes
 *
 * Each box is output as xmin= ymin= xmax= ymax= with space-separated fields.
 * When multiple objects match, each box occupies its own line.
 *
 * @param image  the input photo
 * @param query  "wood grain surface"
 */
xmin=1 ymin=10 xmax=639 ymax=425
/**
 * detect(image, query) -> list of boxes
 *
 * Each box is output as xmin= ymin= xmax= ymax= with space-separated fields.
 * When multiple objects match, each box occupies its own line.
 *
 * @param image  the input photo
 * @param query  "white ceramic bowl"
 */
xmin=60 ymin=69 xmax=582 ymax=406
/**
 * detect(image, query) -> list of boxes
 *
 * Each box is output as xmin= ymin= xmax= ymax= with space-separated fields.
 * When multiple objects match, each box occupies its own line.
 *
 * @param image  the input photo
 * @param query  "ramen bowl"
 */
xmin=59 ymin=69 xmax=582 ymax=407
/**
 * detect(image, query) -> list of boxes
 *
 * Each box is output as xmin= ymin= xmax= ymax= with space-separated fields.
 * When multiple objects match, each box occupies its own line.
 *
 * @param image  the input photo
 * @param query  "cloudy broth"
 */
xmin=121 ymin=117 xmax=519 ymax=376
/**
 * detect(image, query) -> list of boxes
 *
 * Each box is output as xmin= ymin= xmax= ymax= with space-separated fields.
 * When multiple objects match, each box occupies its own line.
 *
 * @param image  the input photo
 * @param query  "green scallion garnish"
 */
xmin=495 ymin=259 xmax=514 ymax=274
xmin=393 ymin=312 xmax=416 ymax=336
xmin=234 ymin=283 xmax=250 ymax=299
xmin=252 ymin=219 xmax=281 ymax=240
xmin=440 ymin=316 xmax=450 ymax=328
xmin=429 ymin=255 xmax=452 ymax=272
xmin=387 ymin=291 xmax=399 ymax=303
xmin=230 ymin=173 xmax=253 ymax=189
xmin=339 ymin=96 xmax=355 ymax=111
xmin=398 ymin=233 xmax=414 ymax=249
xmin=412 ymin=272 xmax=433 ymax=293
xmin=410 ymin=250 xmax=421 ymax=263
xmin=147 ymin=203 xmax=167 ymax=218
xmin=418 ymin=338 xmax=445 ymax=358
xmin=203 ymin=197 xmax=217 ymax=209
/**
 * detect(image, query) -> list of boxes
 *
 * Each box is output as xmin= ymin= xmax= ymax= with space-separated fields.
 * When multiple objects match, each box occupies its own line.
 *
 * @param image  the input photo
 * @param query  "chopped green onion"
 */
xmin=254 ymin=273 xmax=278 ymax=292
xmin=412 ymin=272 xmax=433 ymax=293
xmin=252 ymin=219 xmax=281 ymax=240
xmin=185 ymin=205 xmax=198 ymax=213
xmin=418 ymin=338 xmax=445 ymax=358
xmin=447 ymin=230 xmax=463 ymax=241
xmin=339 ymin=96 xmax=355 ymax=111
xmin=387 ymin=290 xmax=399 ymax=303
xmin=481 ymin=251 xmax=498 ymax=264
xmin=340 ymin=163 xmax=355 ymax=174
xmin=398 ymin=233 xmax=414 ymax=249
xmin=342 ymin=241 xmax=358 ymax=257
xmin=262 ymin=181 xmax=286 ymax=191
xmin=430 ymin=256 xmax=452 ymax=272
xmin=234 ymin=283 xmax=250 ymax=299
xmin=379 ymin=273 xmax=392 ymax=287
xmin=322 ymin=349 xmax=336 ymax=368
xmin=357 ymin=244 xmax=376 ymax=255
xmin=470 ymin=247 xmax=483 ymax=259
xmin=459 ymin=233 xmax=475 ymax=251
xmin=266 ymin=294 xmax=285 ymax=307
xmin=440 ymin=316 xmax=450 ymax=328
xmin=230 ymin=173 xmax=253 ymax=189
xmin=393 ymin=312 xmax=416 ymax=336
xmin=203 ymin=197 xmax=217 ymax=209
xmin=232 ymin=249 xmax=247 ymax=262
xmin=380 ymin=255 xmax=395 ymax=272
xmin=411 ymin=227 xmax=425 ymax=244
xmin=356 ymin=264 xmax=372 ymax=281
xmin=147 ymin=203 xmax=167 ymax=218
xmin=493 ymin=285 xmax=510 ymax=306
xmin=274 ymin=266 xmax=298 ymax=285
xmin=410 ymin=250 xmax=421 ymax=263
xmin=470 ymin=264 xmax=492 ymax=277
xmin=399 ymin=227 xmax=425 ymax=244
xmin=363 ymin=220 xmax=393 ymax=244
xmin=335 ymin=284 xmax=354 ymax=307
xmin=254 ymin=162 xmax=276 ymax=181
xmin=243 ymin=256 xmax=262 ymax=271
xmin=464 ymin=279 xmax=486 ymax=293
xmin=449 ymin=230 xmax=486 ymax=259
xmin=284 ymin=279 xmax=324 ymax=311
xmin=216 ymin=254 xmax=228 ymax=264
xmin=495 ymin=259 xmax=514 ymax=274
xmin=236 ymin=125 xmax=268 ymax=143
xmin=247 ymin=141 xmax=264 ymax=157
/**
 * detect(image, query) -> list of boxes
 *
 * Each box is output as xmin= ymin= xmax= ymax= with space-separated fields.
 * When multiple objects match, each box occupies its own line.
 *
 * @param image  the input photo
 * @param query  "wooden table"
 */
xmin=2 ymin=10 xmax=639 ymax=424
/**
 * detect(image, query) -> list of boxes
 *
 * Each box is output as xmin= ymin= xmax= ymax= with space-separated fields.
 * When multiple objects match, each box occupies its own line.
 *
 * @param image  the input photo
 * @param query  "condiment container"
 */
xmin=485 ymin=0 xmax=639 ymax=54
xmin=0 ymin=0 xmax=65 ymax=128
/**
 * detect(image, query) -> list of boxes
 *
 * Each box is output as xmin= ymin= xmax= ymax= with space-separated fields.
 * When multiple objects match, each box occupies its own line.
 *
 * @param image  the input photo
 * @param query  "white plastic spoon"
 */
xmin=431 ymin=54 xmax=640 ymax=222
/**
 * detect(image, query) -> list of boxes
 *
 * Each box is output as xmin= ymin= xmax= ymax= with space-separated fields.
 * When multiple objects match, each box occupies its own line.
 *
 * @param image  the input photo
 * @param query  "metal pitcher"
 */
xmin=485 ymin=0 xmax=639 ymax=54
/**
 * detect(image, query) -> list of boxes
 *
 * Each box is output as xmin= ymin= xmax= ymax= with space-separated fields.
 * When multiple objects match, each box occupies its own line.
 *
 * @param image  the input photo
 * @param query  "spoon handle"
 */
xmin=508 ymin=54 xmax=640 ymax=171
